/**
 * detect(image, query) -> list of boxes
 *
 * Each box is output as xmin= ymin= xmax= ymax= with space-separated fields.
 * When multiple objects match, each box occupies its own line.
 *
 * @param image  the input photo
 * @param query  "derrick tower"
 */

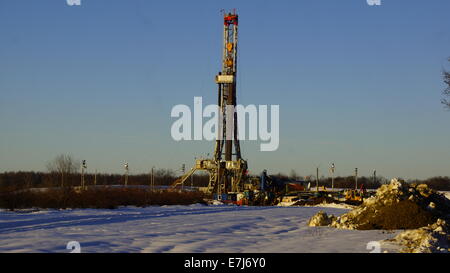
xmin=172 ymin=10 xmax=248 ymax=195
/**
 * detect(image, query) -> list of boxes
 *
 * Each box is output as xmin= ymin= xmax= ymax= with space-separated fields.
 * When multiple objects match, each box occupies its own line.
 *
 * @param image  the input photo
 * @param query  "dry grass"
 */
xmin=0 ymin=188 xmax=208 ymax=210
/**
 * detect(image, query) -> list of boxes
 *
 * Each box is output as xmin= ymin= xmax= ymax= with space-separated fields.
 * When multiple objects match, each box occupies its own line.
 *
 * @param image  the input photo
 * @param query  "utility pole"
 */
xmin=373 ymin=169 xmax=376 ymax=185
xmin=151 ymin=167 xmax=155 ymax=191
xmin=355 ymin=168 xmax=358 ymax=190
xmin=192 ymin=157 xmax=196 ymax=190
xmin=124 ymin=162 xmax=129 ymax=186
xmin=181 ymin=164 xmax=186 ymax=191
xmin=316 ymin=167 xmax=319 ymax=192
xmin=81 ymin=160 xmax=87 ymax=190
xmin=330 ymin=163 xmax=335 ymax=191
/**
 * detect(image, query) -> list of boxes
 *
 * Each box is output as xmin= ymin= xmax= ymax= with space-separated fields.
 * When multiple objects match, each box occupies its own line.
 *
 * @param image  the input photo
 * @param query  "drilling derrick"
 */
xmin=215 ymin=11 xmax=241 ymax=162
xmin=171 ymin=10 xmax=248 ymax=196
xmin=212 ymin=11 xmax=247 ymax=194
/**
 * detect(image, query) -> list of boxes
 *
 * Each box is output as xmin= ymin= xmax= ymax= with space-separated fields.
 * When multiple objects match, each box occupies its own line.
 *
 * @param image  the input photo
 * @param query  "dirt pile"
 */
xmin=309 ymin=179 xmax=450 ymax=230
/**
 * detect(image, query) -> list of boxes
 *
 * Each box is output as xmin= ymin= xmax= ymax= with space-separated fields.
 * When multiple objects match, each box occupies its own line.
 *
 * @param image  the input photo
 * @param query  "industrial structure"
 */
xmin=171 ymin=11 xmax=372 ymax=206
xmin=172 ymin=10 xmax=248 ymax=196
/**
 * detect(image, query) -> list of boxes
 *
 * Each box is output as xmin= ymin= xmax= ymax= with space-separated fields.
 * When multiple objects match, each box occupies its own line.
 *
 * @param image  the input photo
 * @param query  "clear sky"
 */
xmin=1 ymin=0 xmax=449 ymax=179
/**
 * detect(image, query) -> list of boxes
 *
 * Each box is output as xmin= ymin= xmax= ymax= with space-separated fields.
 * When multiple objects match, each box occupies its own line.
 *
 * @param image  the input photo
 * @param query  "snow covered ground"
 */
xmin=0 ymin=205 xmax=401 ymax=253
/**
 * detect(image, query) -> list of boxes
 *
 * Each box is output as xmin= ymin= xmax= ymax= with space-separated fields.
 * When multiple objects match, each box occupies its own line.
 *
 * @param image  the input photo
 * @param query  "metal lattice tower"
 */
xmin=214 ymin=10 xmax=241 ymax=163
xmin=171 ymin=10 xmax=248 ymax=195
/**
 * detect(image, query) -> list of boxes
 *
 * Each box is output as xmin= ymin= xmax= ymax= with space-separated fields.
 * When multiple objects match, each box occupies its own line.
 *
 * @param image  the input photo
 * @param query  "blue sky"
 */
xmin=0 ymin=0 xmax=449 ymax=179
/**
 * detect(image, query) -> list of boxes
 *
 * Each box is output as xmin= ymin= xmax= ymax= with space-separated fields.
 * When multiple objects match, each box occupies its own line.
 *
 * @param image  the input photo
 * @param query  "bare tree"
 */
xmin=46 ymin=154 xmax=80 ymax=187
xmin=154 ymin=168 xmax=176 ymax=185
xmin=442 ymin=58 xmax=450 ymax=109
xmin=289 ymin=169 xmax=300 ymax=180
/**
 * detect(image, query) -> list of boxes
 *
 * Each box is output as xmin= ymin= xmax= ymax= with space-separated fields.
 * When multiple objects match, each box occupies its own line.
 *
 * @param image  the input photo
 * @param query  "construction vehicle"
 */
xmin=344 ymin=189 xmax=363 ymax=202
xmin=344 ymin=184 xmax=367 ymax=204
xmin=171 ymin=10 xmax=248 ymax=196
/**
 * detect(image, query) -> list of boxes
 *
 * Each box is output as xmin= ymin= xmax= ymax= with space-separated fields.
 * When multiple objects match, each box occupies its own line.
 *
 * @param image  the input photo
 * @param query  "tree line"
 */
xmin=1 ymin=170 xmax=449 ymax=192
xmin=0 ymin=171 xmax=211 ymax=192
xmin=1 ymin=154 xmax=449 ymax=192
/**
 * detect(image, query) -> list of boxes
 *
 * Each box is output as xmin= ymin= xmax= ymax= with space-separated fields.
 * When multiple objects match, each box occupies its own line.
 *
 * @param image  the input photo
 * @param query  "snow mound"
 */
xmin=308 ymin=211 xmax=336 ymax=227
xmin=390 ymin=219 xmax=449 ymax=253
xmin=308 ymin=203 xmax=356 ymax=210
xmin=277 ymin=201 xmax=299 ymax=207
xmin=208 ymin=200 xmax=225 ymax=206
xmin=309 ymin=178 xmax=450 ymax=230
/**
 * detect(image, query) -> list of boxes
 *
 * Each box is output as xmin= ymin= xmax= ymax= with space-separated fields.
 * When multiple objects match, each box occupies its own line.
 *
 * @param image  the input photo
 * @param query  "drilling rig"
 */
xmin=172 ymin=10 xmax=248 ymax=196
